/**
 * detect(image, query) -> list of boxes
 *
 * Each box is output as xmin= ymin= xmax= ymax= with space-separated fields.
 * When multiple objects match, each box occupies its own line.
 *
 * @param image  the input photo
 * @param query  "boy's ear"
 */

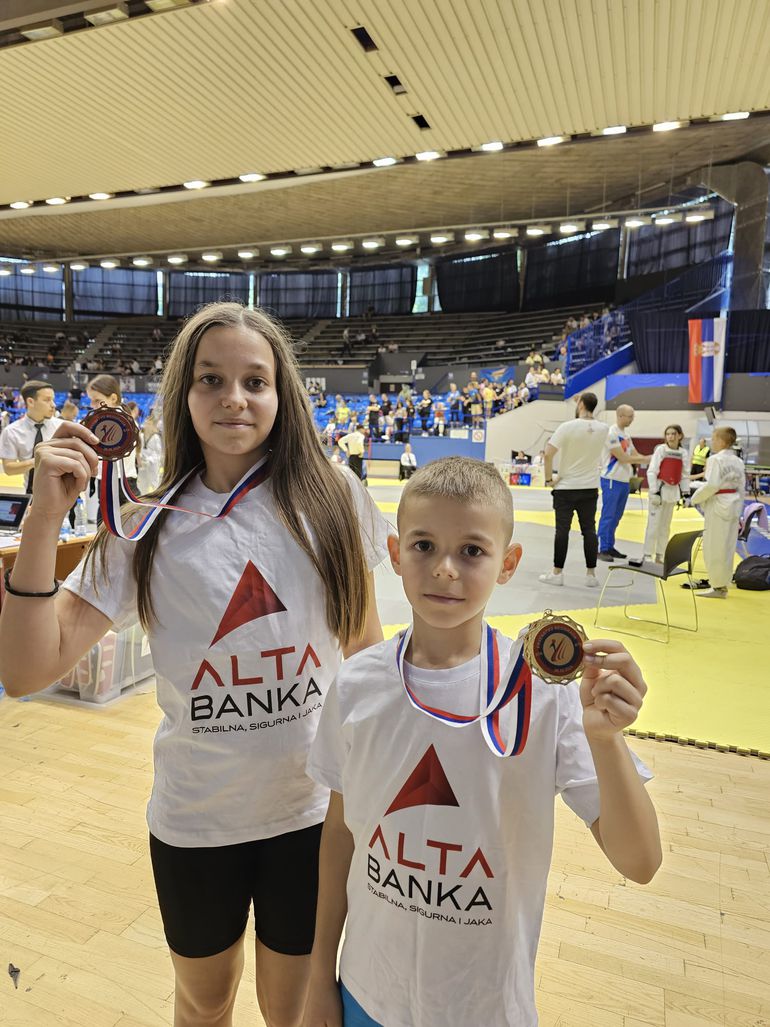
xmin=387 ymin=533 xmax=402 ymax=576
xmin=497 ymin=542 xmax=522 ymax=585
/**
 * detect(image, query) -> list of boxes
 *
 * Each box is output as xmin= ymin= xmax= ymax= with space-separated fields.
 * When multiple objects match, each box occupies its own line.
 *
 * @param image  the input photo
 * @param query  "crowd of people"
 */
xmin=308 ymin=369 xmax=553 ymax=447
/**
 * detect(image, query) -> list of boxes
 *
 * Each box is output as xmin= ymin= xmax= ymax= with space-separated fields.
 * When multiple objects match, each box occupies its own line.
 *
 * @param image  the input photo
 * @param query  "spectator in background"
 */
xmin=151 ymin=326 xmax=163 ymax=343
xmin=598 ymin=405 xmax=646 ymax=561
xmin=340 ymin=327 xmax=352 ymax=359
xmin=60 ymin=400 xmax=79 ymax=421
xmin=329 ymin=445 xmax=343 ymax=465
xmin=393 ymin=401 xmax=406 ymax=443
xmin=525 ymin=367 xmax=539 ymax=390
xmin=461 ymin=386 xmax=472 ymax=426
xmin=335 ymin=395 xmax=350 ymax=428
xmin=0 ymin=380 xmax=62 ymax=492
xmin=387 ymin=341 xmax=399 ymax=353
xmin=366 ymin=394 xmax=381 ymax=439
xmin=399 ymin=443 xmax=417 ymax=480
xmin=154 ymin=356 xmax=163 ymax=373
xmin=379 ymin=393 xmax=392 ymax=418
xmin=518 ymin=383 xmax=530 ymax=404
xmin=482 ymin=381 xmax=495 ymax=420
xmin=416 ymin=390 xmax=433 ymax=436
xmin=690 ymin=437 xmax=710 ymax=481
xmin=338 ymin=423 xmax=366 ymax=480
xmin=370 ymin=325 xmax=379 ymax=345
xmin=446 ymin=382 xmax=462 ymax=423
xmin=136 ymin=416 xmax=163 ymax=495
xmin=550 ymin=368 xmax=565 ymax=386
xmin=131 ymin=358 xmax=141 ymax=375
xmin=525 ymin=349 xmax=538 ymax=365
xmin=433 ymin=402 xmax=446 ymax=436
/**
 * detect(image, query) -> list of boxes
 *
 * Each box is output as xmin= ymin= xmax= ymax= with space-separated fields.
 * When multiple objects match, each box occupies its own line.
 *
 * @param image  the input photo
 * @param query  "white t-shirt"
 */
xmin=307 ymin=633 xmax=652 ymax=1027
xmin=548 ymin=417 xmax=609 ymax=490
xmin=64 ymin=466 xmax=390 ymax=847
xmin=0 ymin=414 xmax=63 ymax=491
xmin=601 ymin=424 xmax=634 ymax=483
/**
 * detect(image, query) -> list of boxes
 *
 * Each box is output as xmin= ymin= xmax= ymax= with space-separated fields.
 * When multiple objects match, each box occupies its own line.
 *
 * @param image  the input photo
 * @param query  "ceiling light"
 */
xmin=294 ymin=166 xmax=323 ymax=176
xmin=20 ymin=24 xmax=62 ymax=41
xmin=480 ymin=141 xmax=504 ymax=152
xmin=85 ymin=8 xmax=128 ymax=25
xmin=373 ymin=156 xmax=398 ymax=167
xmin=89 ymin=192 xmax=113 ymax=200
xmin=395 ymin=235 xmax=419 ymax=248
xmin=624 ymin=216 xmax=651 ymax=228
xmin=464 ymin=229 xmax=490 ymax=242
xmin=361 ymin=237 xmax=385 ymax=250
xmin=69 ymin=261 xmax=89 ymax=271
xmin=167 ymin=253 xmax=188 ymax=265
xmin=415 ymin=150 xmax=441 ymax=161
xmin=239 ymin=173 xmax=266 ymax=182
xmin=537 ymin=136 xmax=565 ymax=147
xmin=201 ymin=251 xmax=223 ymax=262
xmin=685 ymin=207 xmax=715 ymax=223
xmin=559 ymin=221 xmax=585 ymax=234
xmin=601 ymin=125 xmax=627 ymax=135
xmin=300 ymin=242 xmax=322 ymax=255
xmin=19 ymin=265 xmax=36 ymax=275
xmin=100 ymin=259 xmax=119 ymax=269
xmin=270 ymin=246 xmax=292 ymax=257
xmin=237 ymin=249 xmax=258 ymax=259
xmin=526 ymin=224 xmax=548 ymax=236
xmin=9 ymin=201 xmax=31 ymax=209
xmin=492 ymin=227 xmax=516 ymax=239
xmin=0 ymin=267 xmax=13 ymax=277
xmin=652 ymin=212 xmax=683 ymax=225
xmin=132 ymin=256 xmax=153 ymax=267
xmin=652 ymin=121 xmax=683 ymax=132
xmin=591 ymin=217 xmax=619 ymax=230
xmin=331 ymin=240 xmax=354 ymax=252
xmin=183 ymin=180 xmax=209 ymax=190
xmin=717 ymin=111 xmax=750 ymax=121
xmin=42 ymin=264 xmax=59 ymax=273
xmin=430 ymin=231 xmax=454 ymax=244
xmin=45 ymin=197 xmax=69 ymax=205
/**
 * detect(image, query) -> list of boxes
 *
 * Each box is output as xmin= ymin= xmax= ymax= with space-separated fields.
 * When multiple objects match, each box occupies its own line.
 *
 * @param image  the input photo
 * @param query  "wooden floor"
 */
xmin=1 ymin=691 xmax=769 ymax=1026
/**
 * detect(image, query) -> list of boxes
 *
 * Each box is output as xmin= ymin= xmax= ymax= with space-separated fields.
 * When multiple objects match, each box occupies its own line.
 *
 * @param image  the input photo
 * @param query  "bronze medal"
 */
xmin=82 ymin=404 xmax=139 ymax=461
xmin=523 ymin=609 xmax=587 ymax=684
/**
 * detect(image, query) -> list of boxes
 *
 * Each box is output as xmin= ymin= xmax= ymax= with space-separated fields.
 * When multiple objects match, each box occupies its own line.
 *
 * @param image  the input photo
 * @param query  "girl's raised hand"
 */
xmin=29 ymin=421 xmax=100 ymax=524
xmin=579 ymin=639 xmax=647 ymax=742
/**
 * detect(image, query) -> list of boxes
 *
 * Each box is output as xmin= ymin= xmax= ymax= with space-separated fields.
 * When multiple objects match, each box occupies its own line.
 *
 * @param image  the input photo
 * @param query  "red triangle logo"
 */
xmin=210 ymin=561 xmax=286 ymax=647
xmin=385 ymin=745 xmax=459 ymax=816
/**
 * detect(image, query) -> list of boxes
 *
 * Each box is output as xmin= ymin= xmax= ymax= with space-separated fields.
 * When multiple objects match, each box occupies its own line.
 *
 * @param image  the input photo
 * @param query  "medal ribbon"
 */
xmin=396 ymin=622 xmax=532 ymax=758
xmin=99 ymin=454 xmax=270 ymax=541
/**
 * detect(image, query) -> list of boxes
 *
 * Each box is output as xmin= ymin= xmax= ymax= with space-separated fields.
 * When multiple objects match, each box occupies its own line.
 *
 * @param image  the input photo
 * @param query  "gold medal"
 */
xmin=523 ymin=610 xmax=587 ymax=684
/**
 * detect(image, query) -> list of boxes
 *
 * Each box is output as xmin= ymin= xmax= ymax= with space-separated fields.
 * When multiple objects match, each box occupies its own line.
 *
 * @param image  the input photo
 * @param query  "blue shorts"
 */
xmin=340 ymin=982 xmax=382 ymax=1027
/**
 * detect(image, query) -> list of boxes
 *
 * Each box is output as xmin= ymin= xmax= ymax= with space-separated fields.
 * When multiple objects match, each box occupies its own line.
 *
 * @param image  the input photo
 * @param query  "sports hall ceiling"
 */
xmin=1 ymin=0 xmax=770 ymax=263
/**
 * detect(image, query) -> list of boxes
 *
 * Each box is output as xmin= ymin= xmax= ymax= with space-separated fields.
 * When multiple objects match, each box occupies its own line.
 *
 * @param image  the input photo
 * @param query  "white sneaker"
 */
xmin=585 ymin=575 xmax=600 ymax=588
xmin=538 ymin=571 xmax=564 ymax=585
xmin=697 ymin=587 xmax=727 ymax=599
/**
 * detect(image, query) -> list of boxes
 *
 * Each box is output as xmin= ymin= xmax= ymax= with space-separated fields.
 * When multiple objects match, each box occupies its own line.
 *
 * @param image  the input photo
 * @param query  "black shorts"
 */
xmin=149 ymin=822 xmax=323 ymax=959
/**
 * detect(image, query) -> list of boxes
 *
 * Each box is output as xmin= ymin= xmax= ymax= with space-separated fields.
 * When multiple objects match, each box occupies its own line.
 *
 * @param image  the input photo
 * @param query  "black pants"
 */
xmin=552 ymin=488 xmax=599 ymax=570
xmin=348 ymin=453 xmax=364 ymax=479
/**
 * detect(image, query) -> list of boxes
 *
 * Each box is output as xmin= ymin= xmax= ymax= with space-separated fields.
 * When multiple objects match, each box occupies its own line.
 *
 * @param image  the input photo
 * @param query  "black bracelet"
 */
xmin=3 ymin=569 xmax=59 ymax=598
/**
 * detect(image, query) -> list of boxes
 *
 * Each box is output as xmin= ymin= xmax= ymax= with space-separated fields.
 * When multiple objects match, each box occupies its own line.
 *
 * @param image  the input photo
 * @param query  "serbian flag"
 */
xmin=688 ymin=317 xmax=727 ymax=404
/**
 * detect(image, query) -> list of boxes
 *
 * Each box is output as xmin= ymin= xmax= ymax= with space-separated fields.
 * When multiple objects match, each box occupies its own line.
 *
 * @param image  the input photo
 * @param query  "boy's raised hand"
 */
xmin=579 ymin=639 xmax=647 ymax=742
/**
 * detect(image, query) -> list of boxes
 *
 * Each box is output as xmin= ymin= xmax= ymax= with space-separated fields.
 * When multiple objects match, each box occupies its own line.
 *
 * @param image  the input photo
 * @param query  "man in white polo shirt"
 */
xmin=0 ymin=380 xmax=62 ymax=493
xmin=539 ymin=391 xmax=609 ymax=588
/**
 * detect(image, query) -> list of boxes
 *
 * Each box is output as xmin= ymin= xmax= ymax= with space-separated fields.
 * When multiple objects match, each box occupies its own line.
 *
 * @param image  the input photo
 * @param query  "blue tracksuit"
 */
xmin=598 ymin=477 xmax=630 ymax=551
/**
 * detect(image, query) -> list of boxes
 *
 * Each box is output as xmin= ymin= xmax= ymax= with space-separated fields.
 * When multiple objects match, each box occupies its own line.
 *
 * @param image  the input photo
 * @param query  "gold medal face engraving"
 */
xmin=523 ymin=610 xmax=587 ymax=684
xmin=82 ymin=404 xmax=139 ymax=461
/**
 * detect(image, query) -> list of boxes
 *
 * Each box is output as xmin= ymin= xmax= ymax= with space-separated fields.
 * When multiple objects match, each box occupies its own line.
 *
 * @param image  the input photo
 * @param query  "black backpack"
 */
xmin=734 ymin=556 xmax=770 ymax=591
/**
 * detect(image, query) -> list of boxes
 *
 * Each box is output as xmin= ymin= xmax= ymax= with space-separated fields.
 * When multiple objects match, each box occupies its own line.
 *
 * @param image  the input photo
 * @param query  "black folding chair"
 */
xmin=594 ymin=530 xmax=703 ymax=643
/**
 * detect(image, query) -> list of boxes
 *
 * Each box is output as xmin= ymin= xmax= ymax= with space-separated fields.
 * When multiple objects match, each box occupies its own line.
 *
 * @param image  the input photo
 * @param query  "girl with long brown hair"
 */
xmin=0 ymin=302 xmax=389 ymax=1027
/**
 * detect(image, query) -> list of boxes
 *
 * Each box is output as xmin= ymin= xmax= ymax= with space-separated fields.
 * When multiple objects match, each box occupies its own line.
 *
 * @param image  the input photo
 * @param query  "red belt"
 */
xmin=717 ymin=489 xmax=737 ymax=494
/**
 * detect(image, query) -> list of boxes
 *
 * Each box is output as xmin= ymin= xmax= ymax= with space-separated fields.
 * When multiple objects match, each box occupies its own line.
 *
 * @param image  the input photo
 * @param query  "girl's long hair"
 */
xmin=85 ymin=303 xmax=370 ymax=647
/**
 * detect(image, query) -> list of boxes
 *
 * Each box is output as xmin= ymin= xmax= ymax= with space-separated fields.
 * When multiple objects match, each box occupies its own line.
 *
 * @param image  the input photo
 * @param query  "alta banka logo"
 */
xmin=189 ymin=562 xmax=323 ymax=733
xmin=366 ymin=745 xmax=494 ymax=926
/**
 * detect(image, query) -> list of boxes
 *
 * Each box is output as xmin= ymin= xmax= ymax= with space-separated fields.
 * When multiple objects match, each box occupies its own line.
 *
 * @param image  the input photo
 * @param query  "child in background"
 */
xmin=691 ymin=426 xmax=745 ymax=598
xmin=643 ymin=424 xmax=689 ymax=563
xmin=304 ymin=457 xmax=660 ymax=1027
xmin=1 ymin=302 xmax=389 ymax=1027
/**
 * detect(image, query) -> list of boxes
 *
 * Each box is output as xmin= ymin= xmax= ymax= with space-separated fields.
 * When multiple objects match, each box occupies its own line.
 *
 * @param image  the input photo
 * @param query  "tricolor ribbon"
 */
xmin=99 ymin=454 xmax=270 ymax=541
xmin=396 ymin=622 xmax=532 ymax=758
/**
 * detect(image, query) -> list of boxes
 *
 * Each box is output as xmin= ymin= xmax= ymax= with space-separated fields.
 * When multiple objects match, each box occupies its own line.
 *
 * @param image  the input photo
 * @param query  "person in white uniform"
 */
xmin=690 ymin=426 xmax=746 ymax=599
xmin=0 ymin=302 xmax=390 ymax=1027
xmin=643 ymin=424 xmax=689 ymax=563
xmin=304 ymin=457 xmax=661 ymax=1027
xmin=0 ymin=379 xmax=62 ymax=492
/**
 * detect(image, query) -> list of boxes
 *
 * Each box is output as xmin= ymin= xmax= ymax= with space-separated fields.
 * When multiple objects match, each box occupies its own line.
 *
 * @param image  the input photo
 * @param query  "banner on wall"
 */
xmin=688 ymin=317 xmax=727 ymax=404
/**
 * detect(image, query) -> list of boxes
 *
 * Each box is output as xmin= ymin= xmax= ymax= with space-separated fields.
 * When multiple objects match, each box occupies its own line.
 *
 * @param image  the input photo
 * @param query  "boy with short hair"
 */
xmin=304 ymin=456 xmax=661 ymax=1027
xmin=691 ymin=426 xmax=745 ymax=599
